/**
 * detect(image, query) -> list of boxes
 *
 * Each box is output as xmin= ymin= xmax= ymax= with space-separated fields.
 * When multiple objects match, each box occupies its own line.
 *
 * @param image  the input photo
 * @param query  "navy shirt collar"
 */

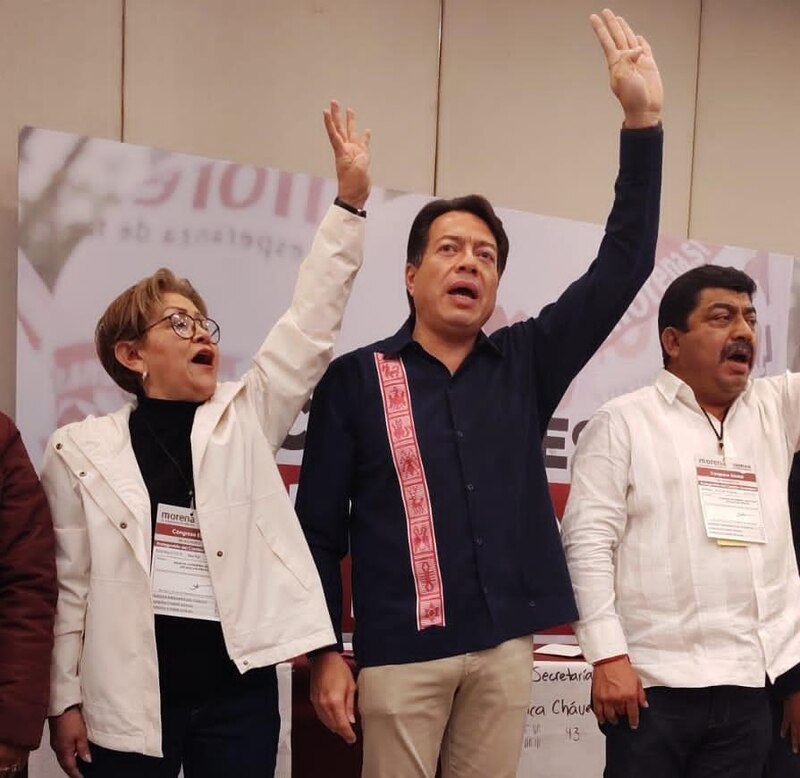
xmin=381 ymin=317 xmax=504 ymax=360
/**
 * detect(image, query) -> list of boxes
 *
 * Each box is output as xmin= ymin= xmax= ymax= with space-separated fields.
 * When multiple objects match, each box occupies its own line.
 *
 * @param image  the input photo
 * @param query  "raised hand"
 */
xmin=324 ymin=100 xmax=371 ymax=209
xmin=591 ymin=8 xmax=663 ymax=129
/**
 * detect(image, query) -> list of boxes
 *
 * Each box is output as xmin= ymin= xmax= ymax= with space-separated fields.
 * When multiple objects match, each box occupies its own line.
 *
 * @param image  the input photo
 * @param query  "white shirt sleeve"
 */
xmin=561 ymin=407 xmax=631 ymax=663
xmin=243 ymin=205 xmax=365 ymax=453
xmin=781 ymin=371 xmax=800 ymax=452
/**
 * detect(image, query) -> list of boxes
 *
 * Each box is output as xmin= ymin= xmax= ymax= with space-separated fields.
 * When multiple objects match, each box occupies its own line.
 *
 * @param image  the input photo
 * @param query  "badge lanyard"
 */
xmin=700 ymin=406 xmax=727 ymax=457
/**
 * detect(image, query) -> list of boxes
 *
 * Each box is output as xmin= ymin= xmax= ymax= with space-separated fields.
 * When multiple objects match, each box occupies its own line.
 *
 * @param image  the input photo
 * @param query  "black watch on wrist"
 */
xmin=334 ymin=196 xmax=367 ymax=218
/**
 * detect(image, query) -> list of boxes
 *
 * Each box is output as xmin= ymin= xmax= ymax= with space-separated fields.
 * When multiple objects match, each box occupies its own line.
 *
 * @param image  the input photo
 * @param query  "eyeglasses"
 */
xmin=142 ymin=311 xmax=221 ymax=344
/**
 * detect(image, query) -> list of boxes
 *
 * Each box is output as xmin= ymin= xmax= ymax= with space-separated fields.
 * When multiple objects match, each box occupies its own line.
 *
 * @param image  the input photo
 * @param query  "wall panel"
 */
xmin=691 ymin=0 xmax=800 ymax=257
xmin=124 ymin=0 xmax=441 ymax=195
xmin=436 ymin=0 xmax=700 ymax=239
xmin=0 ymin=0 xmax=122 ymax=415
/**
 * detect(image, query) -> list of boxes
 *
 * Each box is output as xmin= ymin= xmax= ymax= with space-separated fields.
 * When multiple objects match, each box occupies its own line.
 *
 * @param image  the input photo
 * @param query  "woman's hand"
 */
xmin=50 ymin=707 xmax=91 ymax=778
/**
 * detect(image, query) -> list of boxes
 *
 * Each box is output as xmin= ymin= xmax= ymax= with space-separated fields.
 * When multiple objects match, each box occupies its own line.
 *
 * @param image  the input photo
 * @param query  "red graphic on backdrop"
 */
xmin=52 ymin=341 xmax=238 ymax=427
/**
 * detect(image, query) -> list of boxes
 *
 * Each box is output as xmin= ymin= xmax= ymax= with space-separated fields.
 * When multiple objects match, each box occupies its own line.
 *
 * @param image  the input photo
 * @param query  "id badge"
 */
xmin=150 ymin=503 xmax=220 ymax=621
xmin=695 ymin=456 xmax=766 ymax=545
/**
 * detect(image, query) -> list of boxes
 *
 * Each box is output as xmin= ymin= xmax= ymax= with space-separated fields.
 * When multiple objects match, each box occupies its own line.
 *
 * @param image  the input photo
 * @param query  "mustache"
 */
xmin=721 ymin=339 xmax=754 ymax=363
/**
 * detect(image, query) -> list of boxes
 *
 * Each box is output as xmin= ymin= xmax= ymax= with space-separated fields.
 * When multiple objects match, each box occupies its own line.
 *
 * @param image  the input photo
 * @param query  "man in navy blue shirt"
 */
xmin=296 ymin=9 xmax=664 ymax=777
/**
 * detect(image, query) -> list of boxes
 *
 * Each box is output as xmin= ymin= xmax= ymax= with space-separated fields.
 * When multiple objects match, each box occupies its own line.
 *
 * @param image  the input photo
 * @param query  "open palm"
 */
xmin=592 ymin=9 xmax=663 ymax=127
xmin=324 ymin=100 xmax=371 ymax=208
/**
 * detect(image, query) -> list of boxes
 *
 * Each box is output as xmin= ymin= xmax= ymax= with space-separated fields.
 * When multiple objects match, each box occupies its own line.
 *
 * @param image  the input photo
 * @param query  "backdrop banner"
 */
xmin=17 ymin=127 xmax=798 ymax=638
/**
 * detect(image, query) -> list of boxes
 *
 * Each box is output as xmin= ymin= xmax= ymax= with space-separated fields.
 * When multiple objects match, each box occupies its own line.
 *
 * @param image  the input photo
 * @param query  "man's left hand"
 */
xmin=591 ymin=8 xmax=663 ymax=129
xmin=782 ymin=690 xmax=800 ymax=754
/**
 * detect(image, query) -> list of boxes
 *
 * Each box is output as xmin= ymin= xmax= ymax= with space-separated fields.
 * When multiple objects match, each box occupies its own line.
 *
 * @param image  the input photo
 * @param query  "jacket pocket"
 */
xmin=254 ymin=514 xmax=315 ymax=591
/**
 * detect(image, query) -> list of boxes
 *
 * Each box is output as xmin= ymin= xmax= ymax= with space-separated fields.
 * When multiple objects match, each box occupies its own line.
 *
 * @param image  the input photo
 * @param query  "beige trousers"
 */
xmin=358 ymin=635 xmax=534 ymax=778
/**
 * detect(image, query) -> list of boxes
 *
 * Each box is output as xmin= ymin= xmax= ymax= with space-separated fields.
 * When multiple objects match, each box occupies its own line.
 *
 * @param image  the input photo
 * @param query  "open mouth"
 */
xmin=191 ymin=351 xmax=214 ymax=366
xmin=447 ymin=284 xmax=478 ymax=300
xmin=722 ymin=342 xmax=753 ymax=366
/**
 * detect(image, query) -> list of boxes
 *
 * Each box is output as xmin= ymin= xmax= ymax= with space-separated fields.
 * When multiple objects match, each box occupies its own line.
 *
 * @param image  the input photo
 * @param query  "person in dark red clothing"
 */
xmin=0 ymin=411 xmax=57 ymax=777
xmin=762 ymin=453 xmax=800 ymax=776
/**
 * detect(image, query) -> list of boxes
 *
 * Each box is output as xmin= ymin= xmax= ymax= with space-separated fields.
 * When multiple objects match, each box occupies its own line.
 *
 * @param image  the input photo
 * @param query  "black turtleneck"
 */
xmin=129 ymin=396 xmax=267 ymax=705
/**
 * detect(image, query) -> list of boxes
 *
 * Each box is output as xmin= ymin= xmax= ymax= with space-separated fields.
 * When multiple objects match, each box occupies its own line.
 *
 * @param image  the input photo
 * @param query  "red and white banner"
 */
xmin=17 ymin=127 xmax=800 ymax=638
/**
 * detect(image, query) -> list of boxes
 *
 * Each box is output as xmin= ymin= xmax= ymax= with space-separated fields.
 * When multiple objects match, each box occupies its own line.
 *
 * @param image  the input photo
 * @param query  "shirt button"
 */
xmin=466 ymin=483 xmax=474 ymax=492
xmin=483 ymin=585 xmax=489 ymax=595
xmin=456 ymin=430 xmax=464 ymax=438
xmin=528 ymin=600 xmax=536 ymax=608
xmin=79 ymin=471 xmax=87 ymax=478
xmin=243 ymin=660 xmax=249 ymax=667
xmin=55 ymin=443 xmax=62 ymax=450
xmin=120 ymin=522 xmax=128 ymax=529
xmin=216 ymin=550 xmax=224 ymax=557
xmin=475 ymin=536 xmax=483 ymax=546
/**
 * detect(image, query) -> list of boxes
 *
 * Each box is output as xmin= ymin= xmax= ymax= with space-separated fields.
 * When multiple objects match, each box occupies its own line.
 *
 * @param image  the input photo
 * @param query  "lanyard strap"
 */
xmin=699 ymin=406 xmax=727 ymax=455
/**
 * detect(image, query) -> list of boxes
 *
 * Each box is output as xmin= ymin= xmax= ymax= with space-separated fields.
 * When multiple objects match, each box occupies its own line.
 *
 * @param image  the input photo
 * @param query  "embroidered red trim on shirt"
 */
xmin=374 ymin=352 xmax=445 ymax=630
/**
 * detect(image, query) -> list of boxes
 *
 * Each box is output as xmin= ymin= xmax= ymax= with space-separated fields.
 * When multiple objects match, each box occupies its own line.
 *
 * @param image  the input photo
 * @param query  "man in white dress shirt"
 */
xmin=562 ymin=264 xmax=800 ymax=777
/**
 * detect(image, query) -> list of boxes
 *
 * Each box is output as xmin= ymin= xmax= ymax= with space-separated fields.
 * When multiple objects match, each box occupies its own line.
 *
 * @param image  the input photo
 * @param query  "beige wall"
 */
xmin=436 ymin=0 xmax=700 ymax=236
xmin=2 ymin=0 xmax=798 ymax=417
xmin=691 ymin=0 xmax=800 ymax=257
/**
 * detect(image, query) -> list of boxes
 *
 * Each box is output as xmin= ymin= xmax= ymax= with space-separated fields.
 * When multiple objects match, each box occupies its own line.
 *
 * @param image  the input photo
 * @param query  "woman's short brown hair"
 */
xmin=95 ymin=268 xmax=208 ymax=396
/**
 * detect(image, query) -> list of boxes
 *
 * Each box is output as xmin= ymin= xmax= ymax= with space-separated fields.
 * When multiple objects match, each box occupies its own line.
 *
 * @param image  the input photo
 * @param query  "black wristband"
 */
xmin=334 ymin=196 xmax=367 ymax=218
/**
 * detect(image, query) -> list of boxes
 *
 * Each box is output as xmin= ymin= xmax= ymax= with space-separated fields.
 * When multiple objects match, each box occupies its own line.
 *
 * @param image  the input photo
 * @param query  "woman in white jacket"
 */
xmin=42 ymin=102 xmax=370 ymax=778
